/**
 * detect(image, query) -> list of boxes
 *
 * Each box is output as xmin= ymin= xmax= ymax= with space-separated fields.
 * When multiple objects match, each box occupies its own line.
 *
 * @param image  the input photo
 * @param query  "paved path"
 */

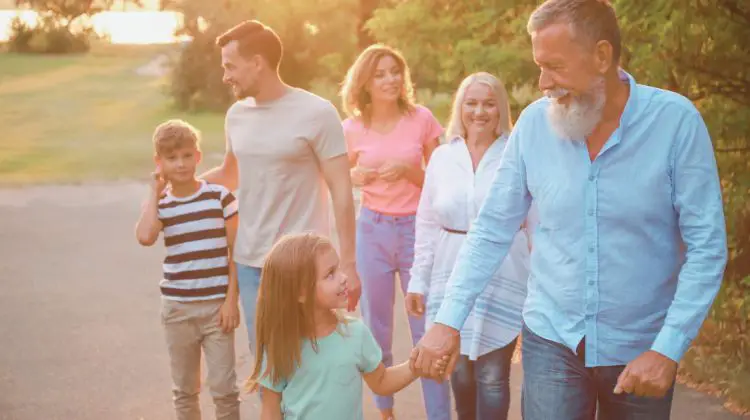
xmin=0 ymin=183 xmax=743 ymax=420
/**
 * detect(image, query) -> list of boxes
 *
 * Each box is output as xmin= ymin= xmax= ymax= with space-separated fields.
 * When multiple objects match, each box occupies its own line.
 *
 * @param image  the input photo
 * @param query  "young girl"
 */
xmin=248 ymin=233 xmax=445 ymax=420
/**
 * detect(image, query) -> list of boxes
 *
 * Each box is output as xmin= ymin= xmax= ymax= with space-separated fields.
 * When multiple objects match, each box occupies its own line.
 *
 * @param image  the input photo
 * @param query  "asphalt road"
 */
xmin=0 ymin=183 xmax=743 ymax=420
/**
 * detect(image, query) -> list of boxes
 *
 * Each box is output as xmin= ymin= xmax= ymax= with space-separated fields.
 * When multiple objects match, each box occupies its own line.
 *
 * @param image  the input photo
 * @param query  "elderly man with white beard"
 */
xmin=409 ymin=0 xmax=728 ymax=419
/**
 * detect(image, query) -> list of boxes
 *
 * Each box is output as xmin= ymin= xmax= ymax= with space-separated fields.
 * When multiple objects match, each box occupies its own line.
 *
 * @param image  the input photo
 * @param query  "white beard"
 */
xmin=545 ymin=78 xmax=606 ymax=142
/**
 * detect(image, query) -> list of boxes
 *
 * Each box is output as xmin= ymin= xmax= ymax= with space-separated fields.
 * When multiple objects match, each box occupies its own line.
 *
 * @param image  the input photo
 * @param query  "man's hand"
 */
xmin=341 ymin=262 xmax=361 ymax=311
xmin=614 ymin=350 xmax=677 ymax=398
xmin=410 ymin=323 xmax=460 ymax=382
xmin=405 ymin=293 xmax=425 ymax=317
xmin=218 ymin=301 xmax=240 ymax=333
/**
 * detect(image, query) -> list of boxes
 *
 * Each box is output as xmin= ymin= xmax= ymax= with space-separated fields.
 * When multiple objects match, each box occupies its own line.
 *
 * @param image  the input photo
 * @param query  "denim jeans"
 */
xmin=521 ymin=323 xmax=674 ymax=420
xmin=451 ymin=338 xmax=517 ymax=420
xmin=356 ymin=207 xmax=451 ymax=420
xmin=235 ymin=263 xmax=262 ymax=353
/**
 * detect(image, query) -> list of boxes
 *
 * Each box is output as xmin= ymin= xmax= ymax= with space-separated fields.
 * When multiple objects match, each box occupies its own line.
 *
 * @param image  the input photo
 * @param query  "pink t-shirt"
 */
xmin=344 ymin=105 xmax=443 ymax=215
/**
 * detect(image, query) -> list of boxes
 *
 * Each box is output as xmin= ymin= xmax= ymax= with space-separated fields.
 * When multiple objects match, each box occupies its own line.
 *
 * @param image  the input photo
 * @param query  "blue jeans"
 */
xmin=235 ymin=263 xmax=262 ymax=353
xmin=356 ymin=207 xmax=451 ymax=420
xmin=521 ymin=323 xmax=674 ymax=420
xmin=451 ymin=338 xmax=517 ymax=420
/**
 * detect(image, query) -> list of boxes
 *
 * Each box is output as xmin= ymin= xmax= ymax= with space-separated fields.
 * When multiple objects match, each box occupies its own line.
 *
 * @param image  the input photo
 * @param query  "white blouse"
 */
xmin=408 ymin=135 xmax=536 ymax=359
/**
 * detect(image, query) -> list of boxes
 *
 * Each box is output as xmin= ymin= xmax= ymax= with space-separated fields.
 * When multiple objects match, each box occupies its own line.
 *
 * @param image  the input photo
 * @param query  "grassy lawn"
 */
xmin=0 ymin=43 xmax=226 ymax=186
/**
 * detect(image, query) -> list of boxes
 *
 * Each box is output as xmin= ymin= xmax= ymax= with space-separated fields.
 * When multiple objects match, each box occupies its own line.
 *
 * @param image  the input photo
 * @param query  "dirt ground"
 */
xmin=0 ymin=182 xmax=743 ymax=420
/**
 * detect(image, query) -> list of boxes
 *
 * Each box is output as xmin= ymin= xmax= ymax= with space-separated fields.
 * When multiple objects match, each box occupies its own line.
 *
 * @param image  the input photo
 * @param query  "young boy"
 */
xmin=135 ymin=119 xmax=241 ymax=420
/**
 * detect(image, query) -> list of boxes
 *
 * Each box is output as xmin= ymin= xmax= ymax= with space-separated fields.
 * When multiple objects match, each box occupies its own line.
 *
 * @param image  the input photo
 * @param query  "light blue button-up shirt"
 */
xmin=434 ymin=73 xmax=728 ymax=367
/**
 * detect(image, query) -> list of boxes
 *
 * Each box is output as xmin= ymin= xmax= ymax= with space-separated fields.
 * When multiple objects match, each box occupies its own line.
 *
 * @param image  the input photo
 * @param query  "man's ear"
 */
xmin=593 ymin=40 xmax=614 ymax=75
xmin=196 ymin=149 xmax=203 ymax=165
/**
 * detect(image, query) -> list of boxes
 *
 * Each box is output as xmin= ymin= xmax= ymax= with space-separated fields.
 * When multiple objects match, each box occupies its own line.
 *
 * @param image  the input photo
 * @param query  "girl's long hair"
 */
xmin=247 ymin=233 xmax=334 ymax=388
xmin=340 ymin=44 xmax=416 ymax=126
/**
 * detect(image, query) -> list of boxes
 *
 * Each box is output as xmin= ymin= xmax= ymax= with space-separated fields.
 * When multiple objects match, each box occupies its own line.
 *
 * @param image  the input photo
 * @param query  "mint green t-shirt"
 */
xmin=258 ymin=318 xmax=383 ymax=419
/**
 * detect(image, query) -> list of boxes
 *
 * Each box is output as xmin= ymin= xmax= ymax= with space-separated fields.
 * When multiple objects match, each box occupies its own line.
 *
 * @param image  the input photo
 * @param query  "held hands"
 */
xmin=405 ymin=293 xmax=425 ymax=317
xmin=218 ymin=301 xmax=240 ymax=333
xmin=409 ymin=323 xmax=460 ymax=382
xmin=409 ymin=349 xmax=449 ymax=378
xmin=614 ymin=350 xmax=678 ymax=397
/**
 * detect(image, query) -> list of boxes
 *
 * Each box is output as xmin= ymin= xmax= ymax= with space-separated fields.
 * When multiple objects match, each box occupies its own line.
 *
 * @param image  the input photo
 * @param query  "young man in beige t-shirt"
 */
xmin=202 ymin=20 xmax=361 ymax=351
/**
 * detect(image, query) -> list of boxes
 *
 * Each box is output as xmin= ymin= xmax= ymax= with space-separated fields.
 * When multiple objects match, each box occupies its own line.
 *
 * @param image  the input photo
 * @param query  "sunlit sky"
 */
xmin=0 ymin=0 xmax=186 ymax=44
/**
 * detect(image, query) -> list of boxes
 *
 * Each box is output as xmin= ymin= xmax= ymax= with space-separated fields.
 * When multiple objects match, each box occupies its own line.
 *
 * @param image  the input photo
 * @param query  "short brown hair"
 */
xmin=152 ymin=119 xmax=200 ymax=156
xmin=216 ymin=20 xmax=283 ymax=70
xmin=528 ymin=0 xmax=621 ymax=64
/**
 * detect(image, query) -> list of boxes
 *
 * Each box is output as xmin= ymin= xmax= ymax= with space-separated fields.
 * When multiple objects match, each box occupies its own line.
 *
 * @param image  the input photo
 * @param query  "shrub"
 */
xmin=7 ymin=15 xmax=91 ymax=54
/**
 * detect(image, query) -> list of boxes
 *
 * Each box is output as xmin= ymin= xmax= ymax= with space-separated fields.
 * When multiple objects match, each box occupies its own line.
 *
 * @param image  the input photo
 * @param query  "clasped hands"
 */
xmin=351 ymin=160 xmax=409 ymax=186
xmin=410 ymin=323 xmax=678 ymax=399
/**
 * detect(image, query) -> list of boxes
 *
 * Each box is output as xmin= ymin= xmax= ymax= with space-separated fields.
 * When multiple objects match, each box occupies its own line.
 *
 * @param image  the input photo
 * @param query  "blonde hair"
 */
xmin=152 ymin=119 xmax=201 ymax=156
xmin=247 ymin=233 xmax=339 ymax=389
xmin=446 ymin=72 xmax=513 ymax=140
xmin=340 ymin=44 xmax=416 ymax=125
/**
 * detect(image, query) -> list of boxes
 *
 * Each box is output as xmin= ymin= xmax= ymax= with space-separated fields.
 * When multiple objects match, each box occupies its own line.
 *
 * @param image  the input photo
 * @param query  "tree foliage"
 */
xmin=163 ymin=0 xmax=359 ymax=111
xmin=9 ymin=0 xmax=140 ymax=53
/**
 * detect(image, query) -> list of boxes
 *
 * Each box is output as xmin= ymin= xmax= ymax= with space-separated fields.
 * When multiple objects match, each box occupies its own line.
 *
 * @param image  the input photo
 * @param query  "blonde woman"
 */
xmin=405 ymin=72 xmax=536 ymax=420
xmin=340 ymin=44 xmax=449 ymax=420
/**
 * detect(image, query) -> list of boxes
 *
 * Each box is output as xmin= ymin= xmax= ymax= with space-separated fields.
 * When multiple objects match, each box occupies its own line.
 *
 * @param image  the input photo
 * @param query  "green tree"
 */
xmin=366 ymin=0 xmax=539 ymax=113
xmin=164 ymin=0 xmax=359 ymax=111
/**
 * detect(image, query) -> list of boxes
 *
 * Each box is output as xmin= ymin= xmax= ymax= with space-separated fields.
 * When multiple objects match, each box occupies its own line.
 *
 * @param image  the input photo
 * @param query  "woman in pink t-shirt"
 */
xmin=340 ymin=44 xmax=449 ymax=420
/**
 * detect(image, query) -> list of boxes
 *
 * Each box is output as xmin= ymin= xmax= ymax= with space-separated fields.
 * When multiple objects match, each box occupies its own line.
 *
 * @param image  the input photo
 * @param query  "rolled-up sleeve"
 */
xmin=651 ymin=113 xmax=728 ymax=362
xmin=434 ymin=122 xmax=532 ymax=330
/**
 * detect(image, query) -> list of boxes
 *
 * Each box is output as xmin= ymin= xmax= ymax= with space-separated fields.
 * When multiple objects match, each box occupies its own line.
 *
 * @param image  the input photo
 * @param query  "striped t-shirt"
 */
xmin=157 ymin=180 xmax=239 ymax=301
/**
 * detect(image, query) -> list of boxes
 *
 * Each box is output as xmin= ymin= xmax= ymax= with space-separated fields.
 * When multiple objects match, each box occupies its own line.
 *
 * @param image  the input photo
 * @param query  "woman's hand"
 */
xmin=351 ymin=166 xmax=377 ymax=187
xmin=378 ymin=161 xmax=410 ymax=182
xmin=405 ymin=293 xmax=425 ymax=317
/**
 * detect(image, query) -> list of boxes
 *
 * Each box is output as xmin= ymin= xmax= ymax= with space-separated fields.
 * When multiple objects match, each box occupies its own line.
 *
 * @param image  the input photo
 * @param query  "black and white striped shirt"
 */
xmin=158 ymin=180 xmax=238 ymax=301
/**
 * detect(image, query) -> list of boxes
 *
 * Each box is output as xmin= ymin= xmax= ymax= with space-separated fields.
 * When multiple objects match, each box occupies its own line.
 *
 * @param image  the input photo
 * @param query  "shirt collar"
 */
xmin=618 ymin=68 xmax=640 ymax=129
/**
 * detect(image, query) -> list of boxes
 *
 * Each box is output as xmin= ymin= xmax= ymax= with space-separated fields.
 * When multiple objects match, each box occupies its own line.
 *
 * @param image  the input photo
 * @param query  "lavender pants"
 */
xmin=356 ymin=207 xmax=451 ymax=420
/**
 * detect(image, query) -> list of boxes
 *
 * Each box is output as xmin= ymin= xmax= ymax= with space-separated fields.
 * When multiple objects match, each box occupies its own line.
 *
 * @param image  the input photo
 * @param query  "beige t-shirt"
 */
xmin=226 ymin=88 xmax=346 ymax=267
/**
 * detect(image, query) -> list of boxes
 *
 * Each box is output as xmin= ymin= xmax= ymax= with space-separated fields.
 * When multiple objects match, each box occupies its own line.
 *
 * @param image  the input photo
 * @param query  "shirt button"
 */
xmin=588 ymin=175 xmax=595 ymax=181
xmin=588 ymin=280 xmax=594 ymax=285
xmin=588 ymin=209 xmax=594 ymax=216
xmin=588 ymin=246 xmax=594 ymax=253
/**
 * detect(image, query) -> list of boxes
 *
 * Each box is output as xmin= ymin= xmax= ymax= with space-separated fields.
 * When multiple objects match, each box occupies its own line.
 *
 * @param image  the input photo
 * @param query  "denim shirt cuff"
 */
xmin=650 ymin=325 xmax=693 ymax=363
xmin=434 ymin=299 xmax=471 ymax=331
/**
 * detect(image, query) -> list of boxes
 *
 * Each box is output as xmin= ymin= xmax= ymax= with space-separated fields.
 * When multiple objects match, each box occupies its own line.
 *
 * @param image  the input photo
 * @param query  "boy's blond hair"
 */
xmin=152 ymin=119 xmax=201 ymax=156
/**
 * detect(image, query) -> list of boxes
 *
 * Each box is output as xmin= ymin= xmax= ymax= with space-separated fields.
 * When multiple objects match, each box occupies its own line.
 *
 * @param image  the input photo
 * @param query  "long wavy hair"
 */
xmin=340 ymin=44 xmax=416 ymax=126
xmin=247 ymin=233 xmax=340 ymax=389
xmin=445 ymin=72 xmax=513 ymax=140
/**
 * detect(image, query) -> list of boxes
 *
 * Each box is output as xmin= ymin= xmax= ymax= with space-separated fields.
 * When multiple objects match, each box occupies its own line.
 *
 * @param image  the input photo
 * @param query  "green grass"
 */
xmin=0 ymin=43 xmax=225 ymax=186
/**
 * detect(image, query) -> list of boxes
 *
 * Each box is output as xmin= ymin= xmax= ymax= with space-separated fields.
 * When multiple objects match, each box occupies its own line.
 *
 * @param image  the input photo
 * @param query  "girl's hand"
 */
xmin=378 ymin=161 xmax=409 ymax=182
xmin=351 ymin=166 xmax=377 ymax=187
xmin=405 ymin=293 xmax=425 ymax=317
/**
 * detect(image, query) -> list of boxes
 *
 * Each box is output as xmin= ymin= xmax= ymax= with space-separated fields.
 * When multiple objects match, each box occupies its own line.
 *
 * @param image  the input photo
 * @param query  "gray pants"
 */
xmin=161 ymin=298 xmax=240 ymax=420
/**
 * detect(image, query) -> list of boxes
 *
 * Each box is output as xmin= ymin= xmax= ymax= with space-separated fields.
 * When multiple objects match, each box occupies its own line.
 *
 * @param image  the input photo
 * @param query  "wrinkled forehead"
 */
xmin=531 ymin=22 xmax=579 ymax=63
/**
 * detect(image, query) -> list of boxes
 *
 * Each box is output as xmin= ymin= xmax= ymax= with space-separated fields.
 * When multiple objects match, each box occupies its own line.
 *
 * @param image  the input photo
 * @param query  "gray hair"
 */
xmin=446 ymin=72 xmax=513 ymax=140
xmin=527 ymin=0 xmax=621 ymax=63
